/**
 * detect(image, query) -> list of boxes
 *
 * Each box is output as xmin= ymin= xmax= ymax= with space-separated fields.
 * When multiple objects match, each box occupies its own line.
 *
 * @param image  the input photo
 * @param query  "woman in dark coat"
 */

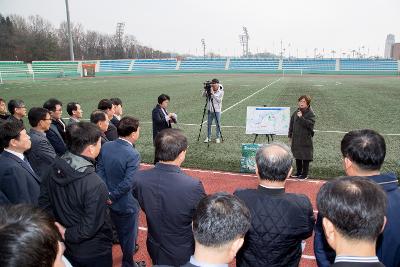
xmin=288 ymin=95 xmax=315 ymax=179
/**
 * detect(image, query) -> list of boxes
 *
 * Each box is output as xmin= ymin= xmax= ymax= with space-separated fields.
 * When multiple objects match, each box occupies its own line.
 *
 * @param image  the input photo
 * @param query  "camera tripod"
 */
xmin=197 ymin=93 xmax=224 ymax=147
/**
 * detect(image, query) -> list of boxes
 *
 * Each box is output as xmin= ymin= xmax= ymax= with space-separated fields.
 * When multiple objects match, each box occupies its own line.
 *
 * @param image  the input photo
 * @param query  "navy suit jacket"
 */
xmin=46 ymin=123 xmax=67 ymax=156
xmin=97 ymin=138 xmax=140 ymax=214
xmin=26 ymin=129 xmax=56 ymax=178
xmin=105 ymin=122 xmax=118 ymax=141
xmin=0 ymin=151 xmax=41 ymax=204
xmin=314 ymin=173 xmax=400 ymax=267
xmin=110 ymin=116 xmax=120 ymax=127
xmin=152 ymin=105 xmax=175 ymax=141
xmin=133 ymin=163 xmax=206 ymax=266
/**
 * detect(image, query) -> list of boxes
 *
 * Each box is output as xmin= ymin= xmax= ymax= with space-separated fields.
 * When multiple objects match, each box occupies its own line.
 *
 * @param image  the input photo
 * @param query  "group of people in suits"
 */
xmin=0 ymin=91 xmax=399 ymax=267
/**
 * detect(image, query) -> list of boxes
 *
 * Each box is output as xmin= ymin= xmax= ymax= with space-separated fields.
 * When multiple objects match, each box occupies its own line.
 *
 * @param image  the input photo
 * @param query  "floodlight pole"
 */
xmin=201 ymin=39 xmax=206 ymax=59
xmin=65 ymin=0 xmax=75 ymax=61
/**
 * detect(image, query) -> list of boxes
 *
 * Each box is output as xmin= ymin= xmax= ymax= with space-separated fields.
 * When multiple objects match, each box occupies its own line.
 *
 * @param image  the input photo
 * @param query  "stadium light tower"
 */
xmin=201 ymin=38 xmax=206 ymax=59
xmin=116 ymin=22 xmax=125 ymax=58
xmin=239 ymin=26 xmax=249 ymax=57
xmin=116 ymin=23 xmax=125 ymax=46
xmin=64 ymin=0 xmax=74 ymax=61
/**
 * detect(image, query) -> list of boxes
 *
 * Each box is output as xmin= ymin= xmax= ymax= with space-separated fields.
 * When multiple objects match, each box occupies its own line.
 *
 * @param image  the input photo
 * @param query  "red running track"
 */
xmin=112 ymin=164 xmax=325 ymax=267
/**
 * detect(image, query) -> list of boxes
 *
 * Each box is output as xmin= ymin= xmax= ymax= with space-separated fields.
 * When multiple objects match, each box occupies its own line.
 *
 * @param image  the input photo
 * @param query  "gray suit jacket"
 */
xmin=26 ymin=129 xmax=56 ymax=178
xmin=68 ymin=117 xmax=79 ymax=125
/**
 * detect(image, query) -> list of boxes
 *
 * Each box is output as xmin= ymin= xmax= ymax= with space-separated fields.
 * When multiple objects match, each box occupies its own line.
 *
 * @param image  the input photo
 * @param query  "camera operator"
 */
xmin=202 ymin=78 xmax=224 ymax=143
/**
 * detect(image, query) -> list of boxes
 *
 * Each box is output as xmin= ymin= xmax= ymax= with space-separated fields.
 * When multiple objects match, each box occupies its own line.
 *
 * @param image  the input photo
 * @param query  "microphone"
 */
xmin=297 ymin=108 xmax=302 ymax=117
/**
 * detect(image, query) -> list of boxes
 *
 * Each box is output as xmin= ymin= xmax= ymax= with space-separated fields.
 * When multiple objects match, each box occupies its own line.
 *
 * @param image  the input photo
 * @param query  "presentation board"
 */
xmin=245 ymin=106 xmax=290 ymax=135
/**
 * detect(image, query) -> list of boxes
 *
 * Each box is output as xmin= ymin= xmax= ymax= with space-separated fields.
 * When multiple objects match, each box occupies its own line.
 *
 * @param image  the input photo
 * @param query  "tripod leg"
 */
xmin=197 ymin=99 xmax=209 ymax=142
xmin=210 ymin=98 xmax=223 ymax=142
xmin=253 ymin=134 xmax=258 ymax=144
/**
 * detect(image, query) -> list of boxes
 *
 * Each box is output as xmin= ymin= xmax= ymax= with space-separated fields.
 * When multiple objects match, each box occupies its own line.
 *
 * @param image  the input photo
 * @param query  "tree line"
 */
xmin=0 ymin=13 xmax=172 ymax=62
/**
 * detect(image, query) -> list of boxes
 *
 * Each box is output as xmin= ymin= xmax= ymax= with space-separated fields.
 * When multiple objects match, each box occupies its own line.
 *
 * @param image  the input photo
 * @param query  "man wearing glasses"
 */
xmin=7 ymin=99 xmax=26 ymax=125
xmin=26 ymin=107 xmax=56 ymax=179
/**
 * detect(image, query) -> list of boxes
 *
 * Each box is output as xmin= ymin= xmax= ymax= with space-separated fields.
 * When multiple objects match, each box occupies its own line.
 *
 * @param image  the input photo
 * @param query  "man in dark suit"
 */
xmin=43 ymin=98 xmax=67 ymax=156
xmin=314 ymin=129 xmax=400 ymax=267
xmin=7 ymin=99 xmax=26 ymax=125
xmin=234 ymin=142 xmax=315 ymax=267
xmin=0 ymin=121 xmax=40 ymax=204
xmin=110 ymin=97 xmax=123 ymax=126
xmin=317 ymin=177 xmax=386 ymax=267
xmin=152 ymin=94 xmax=177 ymax=142
xmin=98 ymin=99 xmax=118 ymax=141
xmin=39 ymin=122 xmax=113 ymax=267
xmin=97 ymin=116 xmax=143 ymax=267
xmin=90 ymin=110 xmax=110 ymax=145
xmin=66 ymin=102 xmax=83 ymax=125
xmin=133 ymin=129 xmax=206 ymax=266
xmin=26 ymin=107 xmax=56 ymax=179
xmin=182 ymin=193 xmax=250 ymax=267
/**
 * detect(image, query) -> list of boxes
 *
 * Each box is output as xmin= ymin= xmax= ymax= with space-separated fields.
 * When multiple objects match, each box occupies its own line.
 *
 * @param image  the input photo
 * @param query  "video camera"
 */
xmin=203 ymin=80 xmax=212 ymax=96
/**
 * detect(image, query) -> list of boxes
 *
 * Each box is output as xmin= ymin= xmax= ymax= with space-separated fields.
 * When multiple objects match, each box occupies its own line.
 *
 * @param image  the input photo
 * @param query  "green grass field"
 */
xmin=1 ymin=73 xmax=399 ymax=179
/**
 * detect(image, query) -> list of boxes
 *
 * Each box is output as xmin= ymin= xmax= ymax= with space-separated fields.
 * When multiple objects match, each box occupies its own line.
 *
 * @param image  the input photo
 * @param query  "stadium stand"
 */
xmin=282 ymin=59 xmax=336 ymax=71
xmin=1 ymin=58 xmax=399 ymax=82
xmin=179 ymin=58 xmax=226 ymax=70
xmin=0 ymin=61 xmax=30 ymax=82
xmin=31 ymin=61 xmax=80 ymax=78
xmin=99 ymin=59 xmax=132 ymax=72
xmin=132 ymin=59 xmax=177 ymax=71
xmin=340 ymin=59 xmax=398 ymax=71
xmin=229 ymin=58 xmax=279 ymax=70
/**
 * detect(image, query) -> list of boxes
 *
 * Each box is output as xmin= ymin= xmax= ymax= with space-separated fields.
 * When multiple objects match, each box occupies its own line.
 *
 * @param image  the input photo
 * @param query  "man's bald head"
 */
xmin=256 ymin=142 xmax=293 ymax=181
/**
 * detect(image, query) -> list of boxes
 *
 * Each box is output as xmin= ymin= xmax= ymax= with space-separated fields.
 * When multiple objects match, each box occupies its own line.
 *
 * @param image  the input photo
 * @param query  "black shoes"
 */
xmin=290 ymin=174 xmax=308 ymax=179
xmin=298 ymin=175 xmax=309 ymax=179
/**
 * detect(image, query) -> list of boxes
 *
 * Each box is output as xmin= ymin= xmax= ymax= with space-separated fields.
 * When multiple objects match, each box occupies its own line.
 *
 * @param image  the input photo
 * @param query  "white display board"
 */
xmin=245 ymin=106 xmax=290 ymax=135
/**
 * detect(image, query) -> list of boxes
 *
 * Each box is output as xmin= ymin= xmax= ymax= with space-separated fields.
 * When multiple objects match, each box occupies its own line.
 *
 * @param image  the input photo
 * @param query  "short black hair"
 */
xmin=90 ymin=110 xmax=107 ymax=124
xmin=28 ymin=107 xmax=50 ymax=127
xmin=341 ymin=129 xmax=386 ymax=171
xmin=0 ymin=121 xmax=24 ymax=150
xmin=193 ymin=192 xmax=251 ymax=247
xmin=43 ymin=98 xmax=62 ymax=112
xmin=155 ymin=128 xmax=187 ymax=161
xmin=97 ymin=99 xmax=113 ymax=111
xmin=66 ymin=121 xmax=101 ymax=155
xmin=256 ymin=142 xmax=293 ymax=181
xmin=7 ymin=99 xmax=25 ymax=115
xmin=110 ymin=97 xmax=122 ymax=106
xmin=117 ymin=116 xmax=139 ymax=137
xmin=0 ymin=204 xmax=60 ymax=267
xmin=66 ymin=102 xmax=79 ymax=116
xmin=157 ymin=94 xmax=170 ymax=104
xmin=317 ymin=176 xmax=387 ymax=242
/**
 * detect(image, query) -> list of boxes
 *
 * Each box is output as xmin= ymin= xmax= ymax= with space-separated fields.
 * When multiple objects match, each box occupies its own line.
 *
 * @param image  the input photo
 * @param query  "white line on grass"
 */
xmin=221 ymin=77 xmax=283 ymax=115
xmin=136 ymin=122 xmax=400 ymax=136
xmin=70 ymin=119 xmax=400 ymax=136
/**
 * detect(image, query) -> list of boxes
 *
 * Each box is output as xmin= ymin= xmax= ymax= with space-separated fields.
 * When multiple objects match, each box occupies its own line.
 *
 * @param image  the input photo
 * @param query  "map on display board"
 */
xmin=245 ymin=107 xmax=290 ymax=135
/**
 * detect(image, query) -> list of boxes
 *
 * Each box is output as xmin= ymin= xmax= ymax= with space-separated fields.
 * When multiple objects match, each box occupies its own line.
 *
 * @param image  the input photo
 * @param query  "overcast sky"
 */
xmin=1 ymin=0 xmax=399 ymax=57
